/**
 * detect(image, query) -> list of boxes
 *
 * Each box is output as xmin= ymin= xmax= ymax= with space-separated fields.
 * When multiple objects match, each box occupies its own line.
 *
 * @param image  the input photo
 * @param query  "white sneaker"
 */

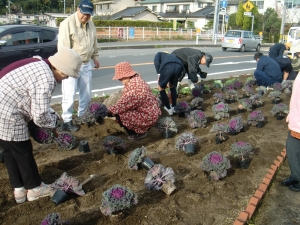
xmin=27 ymin=183 xmax=51 ymax=201
xmin=172 ymin=107 xmax=176 ymax=114
xmin=164 ymin=107 xmax=173 ymax=116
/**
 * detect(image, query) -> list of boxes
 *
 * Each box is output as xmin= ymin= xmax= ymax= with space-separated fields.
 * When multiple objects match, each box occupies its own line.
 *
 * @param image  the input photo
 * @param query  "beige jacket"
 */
xmin=58 ymin=13 xmax=99 ymax=63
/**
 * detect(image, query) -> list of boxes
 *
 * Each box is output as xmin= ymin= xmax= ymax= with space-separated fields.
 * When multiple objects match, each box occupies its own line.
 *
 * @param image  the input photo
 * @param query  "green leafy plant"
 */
xmin=128 ymin=146 xmax=148 ymax=170
xmin=179 ymin=87 xmax=191 ymax=95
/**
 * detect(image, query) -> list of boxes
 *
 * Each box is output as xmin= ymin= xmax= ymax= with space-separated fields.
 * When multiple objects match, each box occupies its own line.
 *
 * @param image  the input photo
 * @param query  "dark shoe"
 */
xmin=281 ymin=178 xmax=299 ymax=186
xmin=289 ymin=184 xmax=300 ymax=192
xmin=62 ymin=121 xmax=79 ymax=132
xmin=127 ymin=132 xmax=148 ymax=141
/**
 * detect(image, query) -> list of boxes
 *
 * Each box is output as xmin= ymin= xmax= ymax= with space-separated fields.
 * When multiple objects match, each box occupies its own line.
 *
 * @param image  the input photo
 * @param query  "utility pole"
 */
xmin=279 ymin=0 xmax=286 ymax=43
xmin=74 ymin=0 xmax=76 ymax=13
xmin=212 ymin=0 xmax=220 ymax=44
xmin=7 ymin=0 xmax=11 ymax=23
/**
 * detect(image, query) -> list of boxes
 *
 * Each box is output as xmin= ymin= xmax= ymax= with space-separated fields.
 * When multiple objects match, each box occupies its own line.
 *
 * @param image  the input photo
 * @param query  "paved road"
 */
xmin=50 ymin=40 xmax=272 ymax=104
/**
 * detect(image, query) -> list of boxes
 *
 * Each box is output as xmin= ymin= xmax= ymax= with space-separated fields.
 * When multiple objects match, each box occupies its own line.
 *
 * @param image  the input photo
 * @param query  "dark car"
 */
xmin=0 ymin=24 xmax=58 ymax=70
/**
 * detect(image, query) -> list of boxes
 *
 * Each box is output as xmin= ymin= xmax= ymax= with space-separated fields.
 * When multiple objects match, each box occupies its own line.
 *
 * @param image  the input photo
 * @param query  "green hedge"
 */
xmin=56 ymin=18 xmax=183 ymax=28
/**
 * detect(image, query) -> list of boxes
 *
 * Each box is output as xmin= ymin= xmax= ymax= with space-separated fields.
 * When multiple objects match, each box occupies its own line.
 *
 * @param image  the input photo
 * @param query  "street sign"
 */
xmin=225 ymin=15 xmax=229 ymax=23
xmin=243 ymin=0 xmax=254 ymax=12
xmin=220 ymin=0 xmax=228 ymax=8
xmin=244 ymin=12 xmax=252 ymax=16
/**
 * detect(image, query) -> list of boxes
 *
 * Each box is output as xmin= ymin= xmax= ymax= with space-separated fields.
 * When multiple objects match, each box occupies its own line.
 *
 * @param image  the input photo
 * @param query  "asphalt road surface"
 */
xmin=51 ymin=46 xmax=269 ymax=104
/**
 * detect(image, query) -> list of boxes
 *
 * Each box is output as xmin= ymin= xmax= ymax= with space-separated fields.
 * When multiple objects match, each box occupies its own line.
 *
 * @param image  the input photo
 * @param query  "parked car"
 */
xmin=221 ymin=30 xmax=261 ymax=52
xmin=0 ymin=24 xmax=58 ymax=70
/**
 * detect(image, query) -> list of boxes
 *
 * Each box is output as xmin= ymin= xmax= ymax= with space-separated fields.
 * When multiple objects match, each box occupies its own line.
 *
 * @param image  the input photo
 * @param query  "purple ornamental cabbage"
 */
xmin=282 ymin=80 xmax=293 ymax=93
xmin=51 ymin=172 xmax=85 ymax=196
xmin=247 ymin=110 xmax=264 ymax=126
xmin=187 ymin=110 xmax=207 ymax=128
xmin=249 ymin=94 xmax=263 ymax=107
xmin=191 ymin=84 xmax=203 ymax=97
xmin=200 ymin=151 xmax=231 ymax=181
xmin=89 ymin=102 xmax=108 ymax=120
xmin=174 ymin=101 xmax=191 ymax=113
xmin=213 ymin=92 xmax=225 ymax=104
xmin=238 ymin=98 xmax=253 ymax=111
xmin=228 ymin=116 xmax=244 ymax=134
xmin=233 ymin=79 xmax=243 ymax=89
xmin=103 ymin=136 xmax=126 ymax=153
xmin=244 ymin=77 xmax=256 ymax=87
xmin=212 ymin=102 xmax=230 ymax=120
xmin=144 ymin=164 xmax=175 ymax=191
xmin=54 ymin=132 xmax=77 ymax=151
xmin=127 ymin=146 xmax=147 ymax=170
xmin=28 ymin=121 xmax=54 ymax=144
xmin=242 ymin=85 xmax=254 ymax=96
xmin=225 ymin=89 xmax=239 ymax=101
xmin=100 ymin=184 xmax=138 ymax=216
xmin=230 ymin=141 xmax=253 ymax=159
xmin=157 ymin=117 xmax=178 ymax=133
xmin=270 ymin=103 xmax=289 ymax=116
xmin=41 ymin=213 xmax=69 ymax=225
xmin=272 ymin=82 xmax=283 ymax=91
xmin=268 ymin=91 xmax=282 ymax=98
xmin=190 ymin=97 xmax=204 ymax=109
xmin=175 ymin=132 xmax=198 ymax=150
xmin=210 ymin=123 xmax=230 ymax=134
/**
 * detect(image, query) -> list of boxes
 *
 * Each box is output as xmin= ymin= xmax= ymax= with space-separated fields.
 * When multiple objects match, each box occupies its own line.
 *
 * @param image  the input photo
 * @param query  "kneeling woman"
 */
xmin=108 ymin=62 xmax=161 ymax=141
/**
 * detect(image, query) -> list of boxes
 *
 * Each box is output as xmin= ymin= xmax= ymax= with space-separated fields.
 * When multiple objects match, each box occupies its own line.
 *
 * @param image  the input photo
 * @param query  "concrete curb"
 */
xmin=233 ymin=148 xmax=287 ymax=224
xmin=98 ymin=43 xmax=273 ymax=50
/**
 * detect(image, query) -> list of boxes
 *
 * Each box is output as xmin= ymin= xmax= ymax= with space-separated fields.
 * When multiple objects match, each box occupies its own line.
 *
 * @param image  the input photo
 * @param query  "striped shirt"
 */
xmin=0 ymin=58 xmax=57 ymax=141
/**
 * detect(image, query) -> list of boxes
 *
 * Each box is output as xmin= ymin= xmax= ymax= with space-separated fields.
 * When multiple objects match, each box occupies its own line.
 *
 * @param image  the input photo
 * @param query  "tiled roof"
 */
xmin=110 ymin=6 xmax=159 ymax=20
xmin=158 ymin=6 xmax=214 ymax=19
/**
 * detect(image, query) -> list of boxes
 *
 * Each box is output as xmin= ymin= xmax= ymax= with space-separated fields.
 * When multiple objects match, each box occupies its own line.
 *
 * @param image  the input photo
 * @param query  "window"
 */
xmin=182 ymin=5 xmax=190 ymax=11
xmin=252 ymin=1 xmax=264 ymax=9
xmin=166 ymin=5 xmax=178 ymax=12
xmin=101 ymin=4 xmax=110 ymax=10
xmin=152 ymin=6 xmax=157 ymax=12
xmin=18 ymin=16 xmax=22 ymax=18
xmin=41 ymin=29 xmax=56 ymax=43
xmin=243 ymin=32 xmax=250 ymax=38
xmin=26 ymin=16 xmax=30 ymax=19
xmin=0 ymin=31 xmax=39 ymax=46
xmin=225 ymin=31 xmax=241 ymax=37
xmin=198 ymin=2 xmax=204 ymax=8
xmin=207 ymin=3 xmax=212 ymax=6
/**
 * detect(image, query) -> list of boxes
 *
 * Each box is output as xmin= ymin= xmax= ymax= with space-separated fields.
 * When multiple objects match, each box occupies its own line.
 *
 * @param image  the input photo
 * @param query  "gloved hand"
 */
xmin=199 ymin=71 xmax=207 ymax=79
xmin=106 ymin=110 xmax=115 ymax=118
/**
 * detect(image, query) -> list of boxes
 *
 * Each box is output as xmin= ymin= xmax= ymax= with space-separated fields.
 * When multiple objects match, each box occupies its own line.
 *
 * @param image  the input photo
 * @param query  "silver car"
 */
xmin=221 ymin=30 xmax=261 ymax=52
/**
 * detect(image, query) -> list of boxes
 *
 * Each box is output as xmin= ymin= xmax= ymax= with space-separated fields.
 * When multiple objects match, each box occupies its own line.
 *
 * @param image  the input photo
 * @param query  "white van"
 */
xmin=287 ymin=26 xmax=300 ymax=47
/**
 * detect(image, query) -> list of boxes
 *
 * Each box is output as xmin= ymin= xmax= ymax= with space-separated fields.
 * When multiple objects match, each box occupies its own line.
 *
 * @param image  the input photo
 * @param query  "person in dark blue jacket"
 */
xmin=254 ymin=52 xmax=282 ymax=87
xmin=269 ymin=42 xmax=291 ymax=60
xmin=154 ymin=52 xmax=184 ymax=116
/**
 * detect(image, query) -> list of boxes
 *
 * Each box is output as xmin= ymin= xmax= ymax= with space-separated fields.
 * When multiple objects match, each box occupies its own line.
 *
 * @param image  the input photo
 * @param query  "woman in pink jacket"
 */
xmin=108 ymin=62 xmax=161 ymax=141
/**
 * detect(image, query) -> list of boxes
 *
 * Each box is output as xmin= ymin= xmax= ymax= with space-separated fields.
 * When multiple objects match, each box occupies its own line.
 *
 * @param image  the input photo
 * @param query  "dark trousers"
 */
xmin=286 ymin=131 xmax=300 ymax=181
xmin=115 ymin=114 xmax=137 ymax=135
xmin=254 ymin=70 xmax=281 ymax=87
xmin=0 ymin=139 xmax=41 ymax=189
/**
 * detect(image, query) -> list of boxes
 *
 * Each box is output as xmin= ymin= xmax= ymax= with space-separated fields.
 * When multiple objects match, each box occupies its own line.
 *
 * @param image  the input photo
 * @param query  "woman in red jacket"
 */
xmin=108 ymin=62 xmax=161 ymax=141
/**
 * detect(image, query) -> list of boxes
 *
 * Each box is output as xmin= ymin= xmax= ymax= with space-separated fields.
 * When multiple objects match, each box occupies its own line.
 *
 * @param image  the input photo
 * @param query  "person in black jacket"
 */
xmin=269 ymin=42 xmax=291 ymax=60
xmin=254 ymin=52 xmax=282 ymax=86
xmin=171 ymin=48 xmax=213 ymax=88
xmin=154 ymin=52 xmax=184 ymax=115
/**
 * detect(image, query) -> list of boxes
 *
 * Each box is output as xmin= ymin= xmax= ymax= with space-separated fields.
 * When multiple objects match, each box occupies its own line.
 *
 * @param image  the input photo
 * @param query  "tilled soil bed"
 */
xmin=0 ymin=75 xmax=290 ymax=225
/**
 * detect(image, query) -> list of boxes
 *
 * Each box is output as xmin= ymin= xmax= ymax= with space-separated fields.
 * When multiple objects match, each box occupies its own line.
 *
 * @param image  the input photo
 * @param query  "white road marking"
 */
xmin=51 ymin=67 xmax=256 ymax=100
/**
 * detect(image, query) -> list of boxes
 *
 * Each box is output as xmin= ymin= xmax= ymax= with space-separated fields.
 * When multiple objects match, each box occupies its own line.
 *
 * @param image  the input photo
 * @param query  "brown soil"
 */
xmin=0 ymin=75 xmax=290 ymax=225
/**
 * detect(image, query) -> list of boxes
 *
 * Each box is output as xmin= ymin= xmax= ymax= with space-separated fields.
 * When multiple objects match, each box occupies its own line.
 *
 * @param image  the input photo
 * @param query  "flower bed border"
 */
xmin=233 ymin=148 xmax=286 ymax=224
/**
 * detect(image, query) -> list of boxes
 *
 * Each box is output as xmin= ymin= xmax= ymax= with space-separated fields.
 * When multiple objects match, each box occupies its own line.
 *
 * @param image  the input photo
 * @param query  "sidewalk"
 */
xmin=98 ymin=39 xmax=273 ymax=50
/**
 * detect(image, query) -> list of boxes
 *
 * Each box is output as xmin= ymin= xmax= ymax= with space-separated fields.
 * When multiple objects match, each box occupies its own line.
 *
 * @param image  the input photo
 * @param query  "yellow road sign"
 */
xmin=243 ymin=0 xmax=254 ymax=12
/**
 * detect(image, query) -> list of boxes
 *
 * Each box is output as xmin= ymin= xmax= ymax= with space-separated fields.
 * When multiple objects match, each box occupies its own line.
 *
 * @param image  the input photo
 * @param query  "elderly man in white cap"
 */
xmin=0 ymin=47 xmax=82 ymax=204
xmin=58 ymin=0 xmax=100 ymax=132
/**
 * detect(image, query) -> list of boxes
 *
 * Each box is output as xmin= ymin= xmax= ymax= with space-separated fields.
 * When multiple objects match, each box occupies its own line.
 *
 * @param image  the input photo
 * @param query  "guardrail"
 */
xmin=95 ymin=27 xmax=225 ymax=41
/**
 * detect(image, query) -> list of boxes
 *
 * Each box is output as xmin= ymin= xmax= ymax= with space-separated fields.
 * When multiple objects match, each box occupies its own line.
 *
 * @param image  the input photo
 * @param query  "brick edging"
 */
xmin=233 ymin=148 xmax=287 ymax=225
